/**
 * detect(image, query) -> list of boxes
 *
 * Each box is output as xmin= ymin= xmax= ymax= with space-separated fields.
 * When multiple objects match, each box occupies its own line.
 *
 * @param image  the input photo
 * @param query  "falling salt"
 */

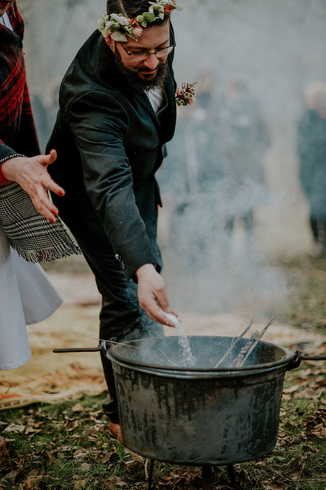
xmin=162 ymin=311 xmax=196 ymax=366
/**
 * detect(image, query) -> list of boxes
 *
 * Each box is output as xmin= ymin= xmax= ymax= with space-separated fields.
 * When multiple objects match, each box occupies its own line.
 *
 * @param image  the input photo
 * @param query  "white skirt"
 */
xmin=0 ymin=224 xmax=63 ymax=370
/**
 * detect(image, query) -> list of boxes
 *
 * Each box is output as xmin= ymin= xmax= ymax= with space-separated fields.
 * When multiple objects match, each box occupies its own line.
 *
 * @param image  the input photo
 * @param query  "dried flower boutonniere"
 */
xmin=175 ymin=82 xmax=197 ymax=106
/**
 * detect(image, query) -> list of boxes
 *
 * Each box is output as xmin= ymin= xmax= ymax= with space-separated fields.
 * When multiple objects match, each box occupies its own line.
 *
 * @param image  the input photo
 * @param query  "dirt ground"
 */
xmin=0 ymin=262 xmax=323 ymax=411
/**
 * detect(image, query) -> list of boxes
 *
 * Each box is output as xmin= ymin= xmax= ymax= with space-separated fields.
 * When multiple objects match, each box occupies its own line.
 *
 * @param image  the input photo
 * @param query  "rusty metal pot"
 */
xmin=104 ymin=336 xmax=323 ymax=465
xmin=54 ymin=335 xmax=326 ymax=466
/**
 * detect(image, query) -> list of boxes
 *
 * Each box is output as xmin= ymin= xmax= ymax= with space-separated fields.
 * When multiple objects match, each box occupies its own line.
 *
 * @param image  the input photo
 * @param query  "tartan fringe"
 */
xmin=9 ymin=239 xmax=82 ymax=263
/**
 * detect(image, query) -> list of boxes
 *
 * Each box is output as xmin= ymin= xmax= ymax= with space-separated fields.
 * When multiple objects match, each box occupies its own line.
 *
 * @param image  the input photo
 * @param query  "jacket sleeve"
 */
xmin=67 ymin=90 xmax=159 ymax=280
xmin=0 ymin=142 xmax=24 ymax=184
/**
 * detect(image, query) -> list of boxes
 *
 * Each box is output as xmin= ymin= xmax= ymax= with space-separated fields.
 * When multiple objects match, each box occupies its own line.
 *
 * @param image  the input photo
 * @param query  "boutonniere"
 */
xmin=175 ymin=82 xmax=197 ymax=106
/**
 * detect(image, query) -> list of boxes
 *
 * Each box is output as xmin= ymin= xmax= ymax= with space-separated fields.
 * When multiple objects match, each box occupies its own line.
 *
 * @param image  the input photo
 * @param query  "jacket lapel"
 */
xmin=131 ymin=59 xmax=176 ymax=135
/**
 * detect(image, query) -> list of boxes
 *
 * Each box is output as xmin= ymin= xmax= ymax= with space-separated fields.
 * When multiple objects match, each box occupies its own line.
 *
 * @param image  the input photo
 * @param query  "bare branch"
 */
xmin=214 ymin=318 xmax=255 ymax=368
xmin=233 ymin=318 xmax=274 ymax=368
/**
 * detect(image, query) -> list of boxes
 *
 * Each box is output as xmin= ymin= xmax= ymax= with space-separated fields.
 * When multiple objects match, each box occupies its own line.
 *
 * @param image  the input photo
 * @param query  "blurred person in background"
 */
xmin=157 ymin=70 xmax=224 ymax=269
xmin=214 ymin=79 xmax=271 ymax=254
xmin=0 ymin=1 xmax=70 ymax=371
xmin=298 ymin=82 xmax=326 ymax=256
xmin=47 ymin=0 xmax=183 ymax=439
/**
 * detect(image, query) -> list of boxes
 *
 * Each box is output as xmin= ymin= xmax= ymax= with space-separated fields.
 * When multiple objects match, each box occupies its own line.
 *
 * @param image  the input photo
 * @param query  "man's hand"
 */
xmin=136 ymin=263 xmax=178 ymax=327
xmin=1 ymin=150 xmax=65 ymax=222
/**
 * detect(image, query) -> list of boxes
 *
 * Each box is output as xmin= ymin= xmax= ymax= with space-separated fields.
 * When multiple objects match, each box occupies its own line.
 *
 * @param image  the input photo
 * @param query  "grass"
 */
xmin=1 ymin=256 xmax=326 ymax=489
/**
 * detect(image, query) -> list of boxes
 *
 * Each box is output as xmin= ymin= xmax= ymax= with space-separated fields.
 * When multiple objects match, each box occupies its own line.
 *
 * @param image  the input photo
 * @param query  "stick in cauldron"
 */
xmin=214 ymin=318 xmax=255 ymax=368
xmin=232 ymin=317 xmax=274 ymax=368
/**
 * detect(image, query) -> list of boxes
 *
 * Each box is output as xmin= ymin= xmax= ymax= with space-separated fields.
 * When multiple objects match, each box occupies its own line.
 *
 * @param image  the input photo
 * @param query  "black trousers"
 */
xmin=76 ymin=237 xmax=164 ymax=424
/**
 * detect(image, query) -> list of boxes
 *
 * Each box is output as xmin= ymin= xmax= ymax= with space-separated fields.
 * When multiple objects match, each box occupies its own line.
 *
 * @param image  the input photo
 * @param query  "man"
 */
xmin=47 ymin=0 xmax=181 ymax=439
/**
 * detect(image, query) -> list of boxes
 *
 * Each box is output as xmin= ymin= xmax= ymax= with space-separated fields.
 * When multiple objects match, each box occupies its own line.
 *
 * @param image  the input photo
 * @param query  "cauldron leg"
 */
xmin=148 ymin=459 xmax=155 ymax=490
xmin=227 ymin=464 xmax=236 ymax=487
xmin=202 ymin=465 xmax=212 ymax=490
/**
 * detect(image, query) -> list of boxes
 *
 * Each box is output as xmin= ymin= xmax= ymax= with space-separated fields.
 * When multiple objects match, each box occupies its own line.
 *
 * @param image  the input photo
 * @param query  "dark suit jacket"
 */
xmin=47 ymin=29 xmax=177 ymax=280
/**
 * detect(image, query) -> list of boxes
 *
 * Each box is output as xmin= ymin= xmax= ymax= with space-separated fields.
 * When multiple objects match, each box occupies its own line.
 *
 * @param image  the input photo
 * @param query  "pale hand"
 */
xmin=1 ymin=150 xmax=65 ymax=222
xmin=136 ymin=263 xmax=178 ymax=327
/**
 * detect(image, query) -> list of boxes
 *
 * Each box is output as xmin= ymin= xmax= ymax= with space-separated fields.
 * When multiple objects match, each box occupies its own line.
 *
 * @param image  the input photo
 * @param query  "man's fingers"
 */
xmin=136 ymin=264 xmax=177 ymax=327
xmin=140 ymin=296 xmax=176 ymax=327
xmin=143 ymin=299 xmax=175 ymax=326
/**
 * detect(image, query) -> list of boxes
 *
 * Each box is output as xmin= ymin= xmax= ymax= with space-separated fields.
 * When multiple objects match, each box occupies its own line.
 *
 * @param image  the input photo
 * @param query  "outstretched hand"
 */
xmin=1 ymin=150 xmax=65 ymax=222
xmin=136 ymin=263 xmax=178 ymax=327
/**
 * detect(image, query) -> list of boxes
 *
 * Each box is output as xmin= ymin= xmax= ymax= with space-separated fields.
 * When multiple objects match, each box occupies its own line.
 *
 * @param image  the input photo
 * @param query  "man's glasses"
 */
xmin=119 ymin=42 xmax=176 ymax=62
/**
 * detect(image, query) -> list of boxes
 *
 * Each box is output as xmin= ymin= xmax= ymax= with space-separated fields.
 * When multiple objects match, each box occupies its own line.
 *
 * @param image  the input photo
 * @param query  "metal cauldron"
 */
xmin=106 ymin=335 xmax=300 ymax=465
xmin=54 ymin=335 xmax=326 ymax=467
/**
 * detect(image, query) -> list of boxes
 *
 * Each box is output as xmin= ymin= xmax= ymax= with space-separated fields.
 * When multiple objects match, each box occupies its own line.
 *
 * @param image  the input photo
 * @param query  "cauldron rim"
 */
xmin=106 ymin=335 xmax=295 ymax=376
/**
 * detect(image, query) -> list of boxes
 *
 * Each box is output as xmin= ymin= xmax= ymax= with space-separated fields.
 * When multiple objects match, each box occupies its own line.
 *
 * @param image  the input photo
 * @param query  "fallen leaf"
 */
xmin=311 ymin=423 xmax=326 ymax=437
xmin=301 ymin=387 xmax=323 ymax=399
xmin=299 ymin=369 xmax=312 ymax=377
xmin=102 ymin=448 xmax=119 ymax=464
xmin=283 ymin=385 xmax=299 ymax=394
xmin=88 ymin=436 xmax=97 ymax=441
xmin=291 ymin=462 xmax=306 ymax=480
xmin=104 ymin=481 xmax=117 ymax=490
xmin=289 ymin=456 xmax=305 ymax=468
xmin=72 ymin=403 xmax=84 ymax=412
xmin=262 ymin=480 xmax=288 ymax=490
xmin=83 ymin=428 xmax=98 ymax=436
xmin=23 ymin=469 xmax=45 ymax=489
xmin=74 ymin=448 xmax=87 ymax=460
xmin=3 ymin=424 xmax=25 ymax=434
xmin=43 ymin=450 xmax=53 ymax=466
xmin=65 ymin=419 xmax=79 ymax=431
xmin=129 ymin=451 xmax=144 ymax=463
xmin=110 ymin=475 xmax=127 ymax=487
xmin=74 ymin=479 xmax=88 ymax=489
xmin=25 ymin=426 xmax=41 ymax=435
xmin=0 ymin=438 xmax=9 ymax=458
xmin=3 ymin=466 xmax=23 ymax=483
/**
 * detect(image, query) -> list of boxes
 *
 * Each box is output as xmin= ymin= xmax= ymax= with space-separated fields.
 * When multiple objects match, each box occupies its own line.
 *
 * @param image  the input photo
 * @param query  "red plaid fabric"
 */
xmin=7 ymin=1 xmax=24 ymax=38
xmin=0 ymin=1 xmax=39 ymax=183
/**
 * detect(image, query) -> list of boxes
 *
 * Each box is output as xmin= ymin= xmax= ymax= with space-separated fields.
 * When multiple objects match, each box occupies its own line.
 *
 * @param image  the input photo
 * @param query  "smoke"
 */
xmin=153 ymin=0 xmax=326 ymax=317
xmin=156 ymin=85 xmax=290 ymax=317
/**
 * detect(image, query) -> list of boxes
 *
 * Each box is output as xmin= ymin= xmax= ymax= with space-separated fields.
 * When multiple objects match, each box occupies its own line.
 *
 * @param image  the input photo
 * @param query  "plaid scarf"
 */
xmin=0 ymin=182 xmax=81 ymax=263
xmin=0 ymin=3 xmax=81 ymax=262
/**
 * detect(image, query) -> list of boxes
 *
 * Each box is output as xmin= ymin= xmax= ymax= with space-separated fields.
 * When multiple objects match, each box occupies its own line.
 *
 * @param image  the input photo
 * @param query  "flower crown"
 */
xmin=97 ymin=0 xmax=182 ymax=43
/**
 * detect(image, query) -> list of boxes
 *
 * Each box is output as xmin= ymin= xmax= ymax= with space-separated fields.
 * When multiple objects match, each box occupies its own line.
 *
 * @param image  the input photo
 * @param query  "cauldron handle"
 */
xmin=53 ymin=345 xmax=102 ymax=353
xmin=286 ymin=351 xmax=326 ymax=371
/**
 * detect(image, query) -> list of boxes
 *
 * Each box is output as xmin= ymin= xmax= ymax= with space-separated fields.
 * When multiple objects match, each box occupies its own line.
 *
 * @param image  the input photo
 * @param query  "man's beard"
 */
xmin=113 ymin=47 xmax=169 ymax=94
